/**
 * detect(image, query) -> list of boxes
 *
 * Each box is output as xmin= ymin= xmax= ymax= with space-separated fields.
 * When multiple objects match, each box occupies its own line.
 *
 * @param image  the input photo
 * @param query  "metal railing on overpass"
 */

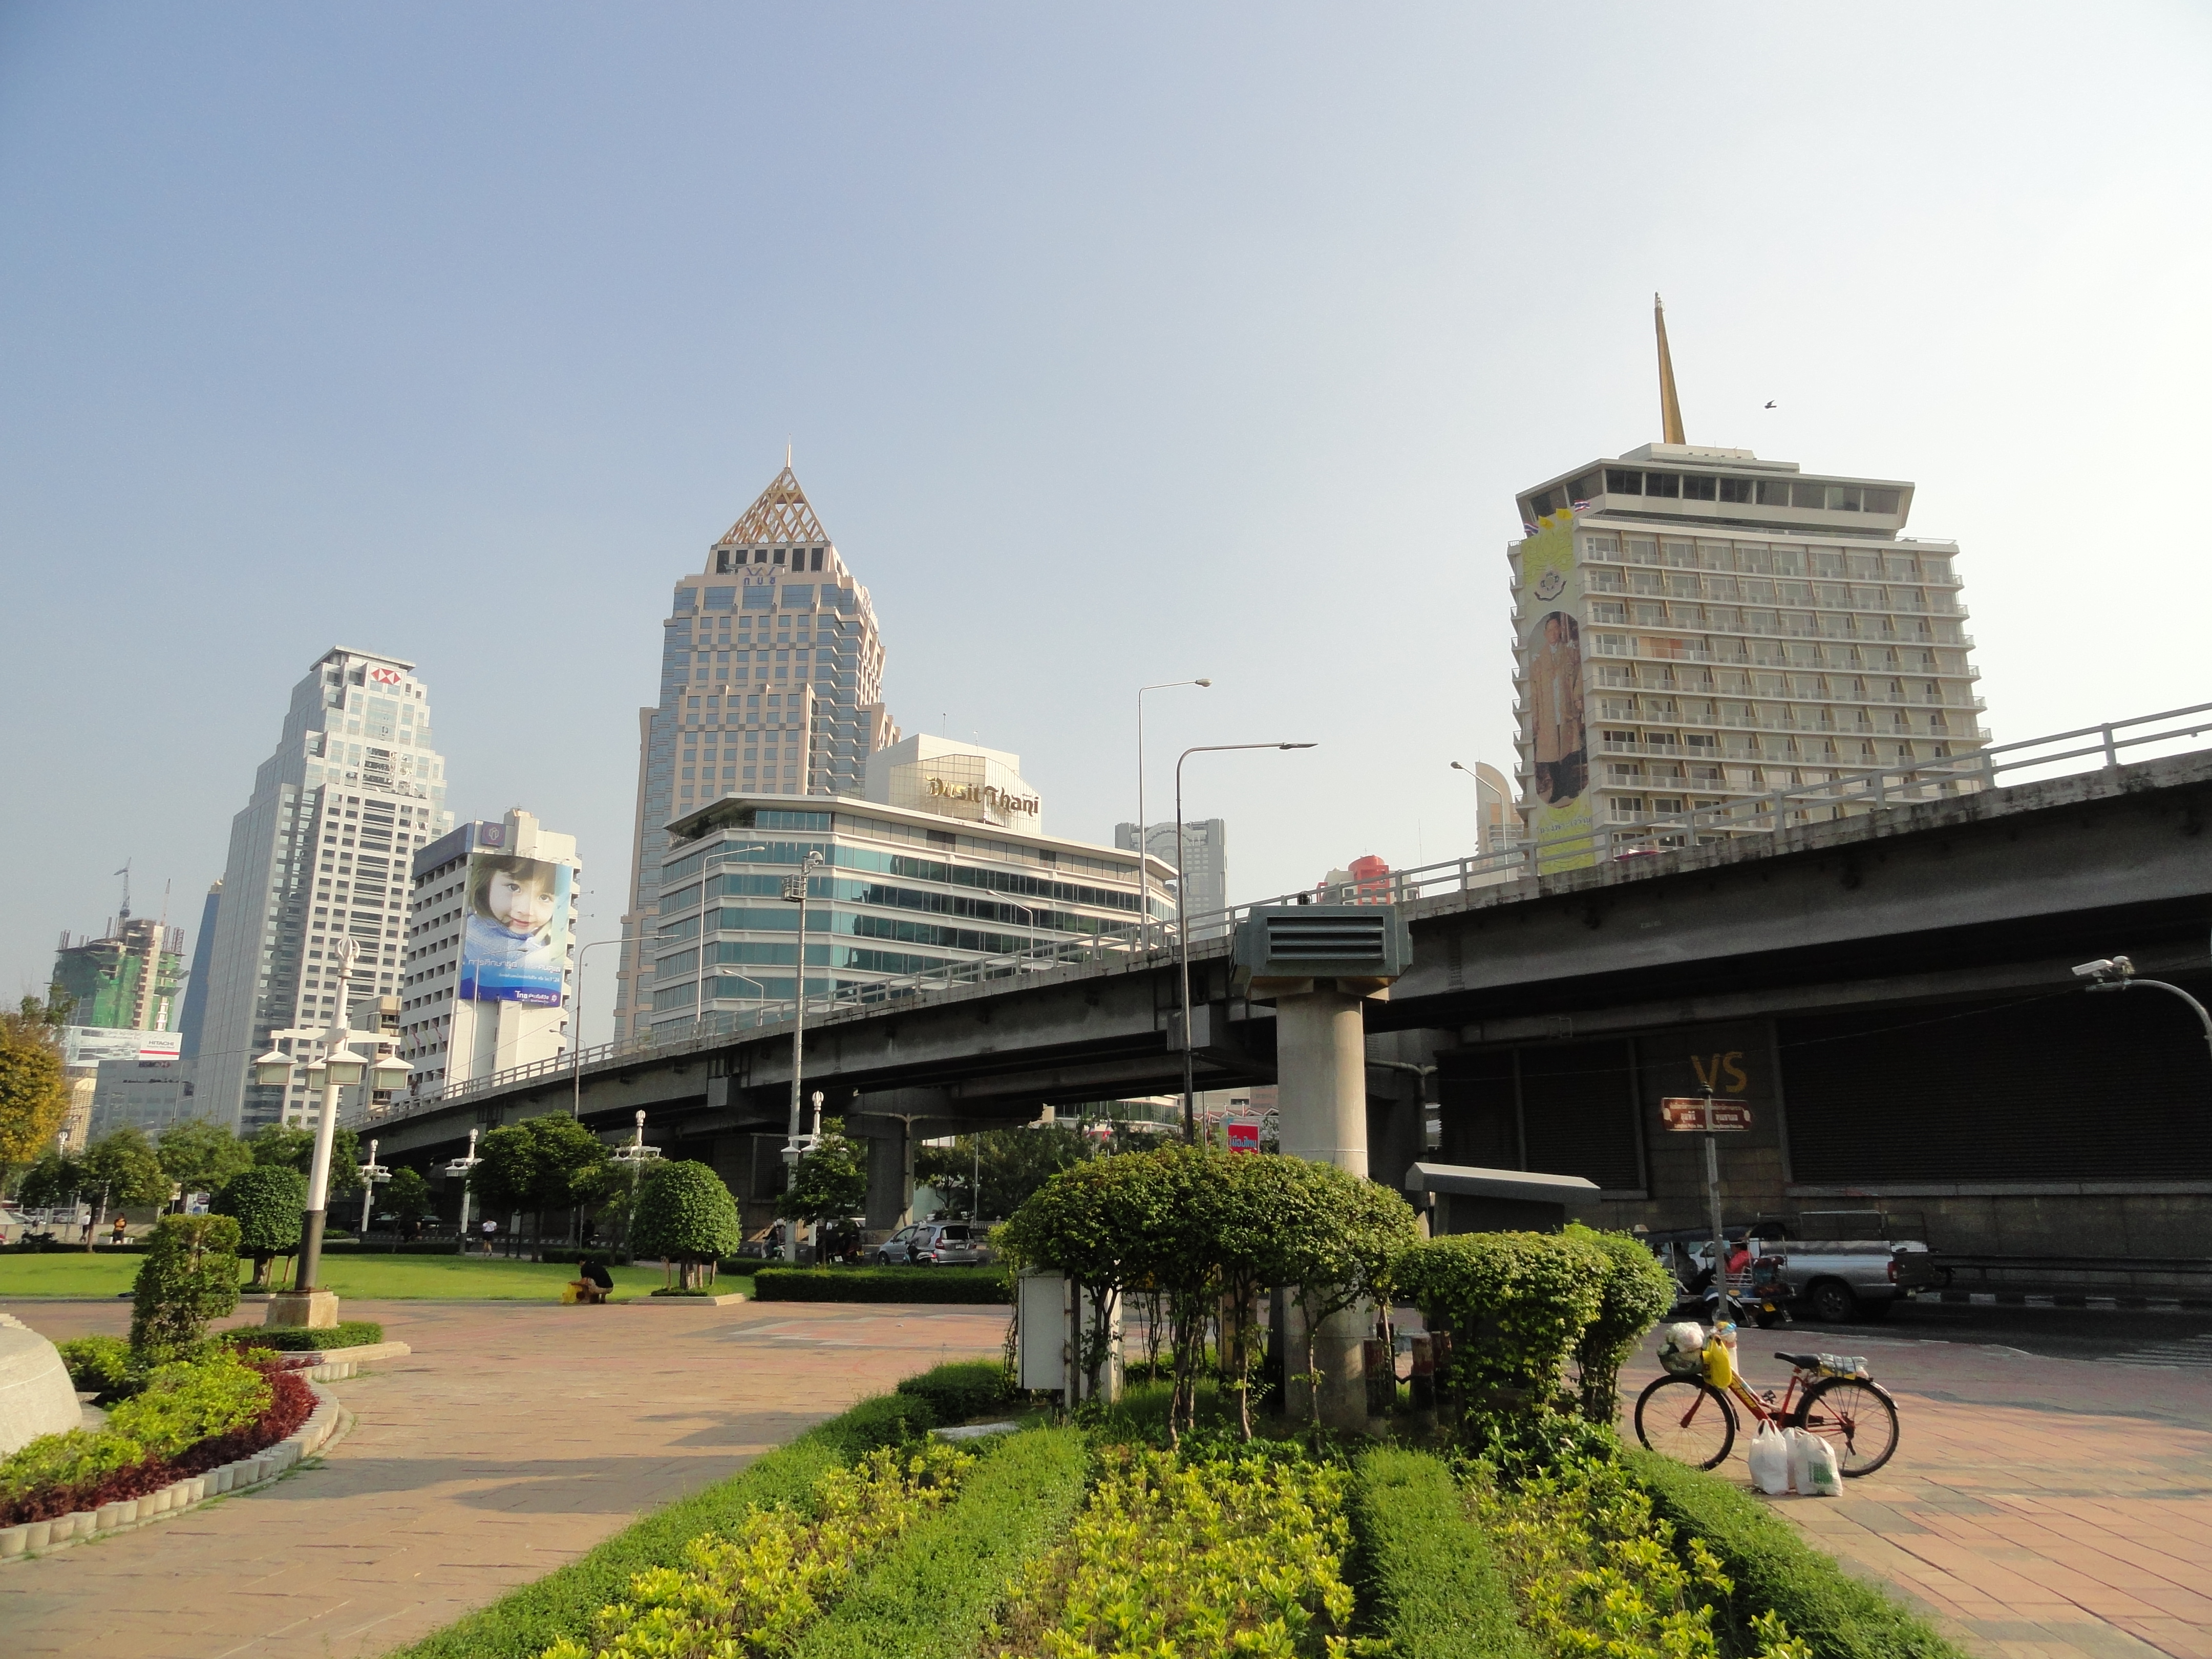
xmin=359 ymin=699 xmax=2212 ymax=1131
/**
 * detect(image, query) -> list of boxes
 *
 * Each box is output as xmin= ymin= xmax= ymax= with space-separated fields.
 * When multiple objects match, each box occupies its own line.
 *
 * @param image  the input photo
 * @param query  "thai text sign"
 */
xmin=1660 ymin=1097 xmax=1752 ymax=1132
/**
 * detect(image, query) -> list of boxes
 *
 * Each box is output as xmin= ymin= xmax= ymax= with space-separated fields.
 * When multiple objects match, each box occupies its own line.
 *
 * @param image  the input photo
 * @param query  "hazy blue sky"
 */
xmin=4 ymin=5 xmax=2208 ymax=1041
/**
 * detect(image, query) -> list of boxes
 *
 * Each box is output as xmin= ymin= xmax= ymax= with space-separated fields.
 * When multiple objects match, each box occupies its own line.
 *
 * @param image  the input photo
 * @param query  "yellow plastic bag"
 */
xmin=1703 ymin=1332 xmax=1734 ymax=1388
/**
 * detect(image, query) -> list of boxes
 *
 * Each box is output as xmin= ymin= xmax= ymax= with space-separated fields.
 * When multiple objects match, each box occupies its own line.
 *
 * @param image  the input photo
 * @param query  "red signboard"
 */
xmin=1224 ymin=1119 xmax=1261 ymax=1154
xmin=1660 ymin=1097 xmax=1753 ymax=1132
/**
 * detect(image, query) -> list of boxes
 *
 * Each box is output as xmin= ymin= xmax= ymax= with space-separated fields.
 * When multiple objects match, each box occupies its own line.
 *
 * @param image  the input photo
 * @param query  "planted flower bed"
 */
xmin=0 ymin=1348 xmax=313 ymax=1527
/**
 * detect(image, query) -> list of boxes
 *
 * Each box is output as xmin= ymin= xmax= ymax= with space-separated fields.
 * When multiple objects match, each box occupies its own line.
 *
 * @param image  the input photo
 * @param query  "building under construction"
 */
xmin=51 ymin=890 xmax=186 ymax=1033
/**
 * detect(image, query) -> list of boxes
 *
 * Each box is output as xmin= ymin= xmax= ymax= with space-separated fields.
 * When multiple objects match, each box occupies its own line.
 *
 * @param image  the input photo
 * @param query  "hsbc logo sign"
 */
xmin=368 ymin=667 xmax=404 ymax=688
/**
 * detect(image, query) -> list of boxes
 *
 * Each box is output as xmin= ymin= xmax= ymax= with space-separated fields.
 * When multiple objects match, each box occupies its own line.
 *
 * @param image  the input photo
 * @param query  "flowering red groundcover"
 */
xmin=1 ymin=1362 xmax=315 ymax=1527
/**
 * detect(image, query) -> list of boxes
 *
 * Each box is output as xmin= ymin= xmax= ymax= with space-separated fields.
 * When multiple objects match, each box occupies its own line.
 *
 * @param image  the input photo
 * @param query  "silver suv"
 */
xmin=876 ymin=1221 xmax=990 ymax=1266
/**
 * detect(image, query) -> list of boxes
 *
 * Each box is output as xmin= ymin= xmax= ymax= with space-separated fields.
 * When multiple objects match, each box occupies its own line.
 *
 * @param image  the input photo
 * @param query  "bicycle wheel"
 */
xmin=1634 ymin=1375 xmax=1737 ymax=1470
xmin=1794 ymin=1376 xmax=1899 ymax=1477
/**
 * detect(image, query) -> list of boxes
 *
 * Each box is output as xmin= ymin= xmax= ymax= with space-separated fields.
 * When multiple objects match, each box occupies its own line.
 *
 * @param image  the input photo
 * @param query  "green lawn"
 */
xmin=0 ymin=1251 xmax=707 ymax=1302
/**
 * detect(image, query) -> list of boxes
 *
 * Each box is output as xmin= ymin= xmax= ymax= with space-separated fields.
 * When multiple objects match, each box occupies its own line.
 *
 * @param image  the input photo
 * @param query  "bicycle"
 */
xmin=1633 ymin=1347 xmax=1901 ymax=1476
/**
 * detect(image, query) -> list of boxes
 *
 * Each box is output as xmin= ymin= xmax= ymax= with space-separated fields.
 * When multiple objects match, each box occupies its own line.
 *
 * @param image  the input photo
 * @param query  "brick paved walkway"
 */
xmin=1627 ymin=1330 xmax=2212 ymax=1659
xmin=0 ymin=1296 xmax=1008 ymax=1658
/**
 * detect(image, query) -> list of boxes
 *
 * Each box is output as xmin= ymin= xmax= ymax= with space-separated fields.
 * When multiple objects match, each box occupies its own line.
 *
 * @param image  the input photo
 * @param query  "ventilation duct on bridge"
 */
xmin=1232 ymin=905 xmax=1410 ymax=999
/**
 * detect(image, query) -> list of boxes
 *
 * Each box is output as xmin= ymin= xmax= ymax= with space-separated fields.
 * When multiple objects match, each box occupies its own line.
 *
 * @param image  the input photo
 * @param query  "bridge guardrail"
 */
xmin=359 ymin=699 xmax=2212 ymax=1129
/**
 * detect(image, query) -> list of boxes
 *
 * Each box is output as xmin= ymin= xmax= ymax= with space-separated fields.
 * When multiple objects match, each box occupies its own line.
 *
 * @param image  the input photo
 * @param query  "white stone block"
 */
xmin=94 ymin=1500 xmax=127 ymax=1529
xmin=65 ymin=1509 xmax=94 ymax=1540
xmin=0 ymin=1523 xmax=27 ymax=1557
xmin=22 ymin=1520 xmax=51 ymax=1549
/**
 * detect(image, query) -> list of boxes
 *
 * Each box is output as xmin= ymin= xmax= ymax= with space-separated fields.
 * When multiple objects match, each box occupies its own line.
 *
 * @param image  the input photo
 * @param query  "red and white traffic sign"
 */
xmin=1660 ymin=1097 xmax=1753 ymax=1132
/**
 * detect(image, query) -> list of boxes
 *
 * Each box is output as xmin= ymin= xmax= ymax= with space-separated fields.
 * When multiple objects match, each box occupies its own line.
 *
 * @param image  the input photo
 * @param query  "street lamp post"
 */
xmin=695 ymin=845 xmax=771 ymax=1036
xmin=2075 ymin=955 xmax=2212 ymax=1063
xmin=1174 ymin=742 xmax=1317 ymax=1143
xmin=1137 ymin=679 xmax=1211 ymax=955
xmin=780 ymin=848 xmax=827 ymax=1262
xmin=357 ymin=1138 xmax=389 ymax=1238
xmin=573 ymin=931 xmax=645 ymax=1118
xmin=445 ymin=1128 xmax=480 ymax=1255
xmin=611 ymin=1110 xmax=663 ymax=1254
xmin=251 ymin=938 xmax=411 ymax=1322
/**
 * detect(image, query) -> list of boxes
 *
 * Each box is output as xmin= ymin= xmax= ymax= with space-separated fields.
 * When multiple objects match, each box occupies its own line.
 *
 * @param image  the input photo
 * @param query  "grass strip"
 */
xmin=1351 ymin=1447 xmax=1536 ymax=1659
xmin=792 ymin=1426 xmax=1089 ymax=1659
xmin=387 ymin=1391 xmax=935 ymax=1659
xmin=753 ymin=1265 xmax=1008 ymax=1303
xmin=1625 ymin=1450 xmax=1972 ymax=1659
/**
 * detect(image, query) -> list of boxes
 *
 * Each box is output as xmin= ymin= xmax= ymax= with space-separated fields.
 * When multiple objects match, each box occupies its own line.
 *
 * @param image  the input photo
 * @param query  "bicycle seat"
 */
xmin=1776 ymin=1352 xmax=1821 ymax=1368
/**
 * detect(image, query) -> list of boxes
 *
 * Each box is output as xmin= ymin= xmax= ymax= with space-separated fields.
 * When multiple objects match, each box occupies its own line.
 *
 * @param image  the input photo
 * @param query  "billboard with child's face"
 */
xmin=458 ymin=854 xmax=571 ymax=1005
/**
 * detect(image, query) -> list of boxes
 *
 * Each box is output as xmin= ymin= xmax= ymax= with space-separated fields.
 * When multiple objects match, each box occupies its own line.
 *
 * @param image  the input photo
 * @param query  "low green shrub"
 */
xmin=894 ymin=1359 xmax=1010 ymax=1425
xmin=1351 ymin=1447 xmax=1534 ymax=1659
xmin=1397 ymin=1230 xmax=1608 ymax=1405
xmin=539 ymin=1441 xmax=974 ymax=1657
xmin=794 ymin=1426 xmax=1088 ymax=1659
xmin=221 ymin=1320 xmax=385 ymax=1352
xmin=56 ymin=1335 xmax=140 ymax=1401
xmin=984 ymin=1441 xmax=1372 ymax=1658
xmin=752 ymin=1265 xmax=1008 ymax=1304
xmin=388 ymin=1390 xmax=939 ymax=1659
xmin=1569 ymin=1223 xmax=1676 ymax=1425
xmin=1626 ymin=1450 xmax=1970 ymax=1659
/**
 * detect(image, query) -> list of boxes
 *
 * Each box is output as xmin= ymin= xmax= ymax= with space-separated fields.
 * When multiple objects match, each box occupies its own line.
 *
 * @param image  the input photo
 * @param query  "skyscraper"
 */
xmin=1114 ymin=819 xmax=1227 ymax=939
xmin=1507 ymin=299 xmax=1986 ymax=866
xmin=195 ymin=648 xmax=454 ymax=1131
xmin=612 ymin=465 xmax=900 ymax=1040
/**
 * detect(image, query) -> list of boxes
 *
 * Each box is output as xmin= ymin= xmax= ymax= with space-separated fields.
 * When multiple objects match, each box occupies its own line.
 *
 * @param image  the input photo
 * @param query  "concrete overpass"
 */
xmin=363 ymin=740 xmax=2212 ymax=1269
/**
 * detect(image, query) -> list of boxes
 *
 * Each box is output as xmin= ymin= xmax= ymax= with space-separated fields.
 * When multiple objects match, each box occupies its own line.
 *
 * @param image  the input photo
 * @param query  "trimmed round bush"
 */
xmin=630 ymin=1161 xmax=741 ymax=1289
xmin=1397 ymin=1229 xmax=1608 ymax=1406
xmin=213 ymin=1165 xmax=306 ymax=1288
xmin=131 ymin=1213 xmax=243 ymax=1362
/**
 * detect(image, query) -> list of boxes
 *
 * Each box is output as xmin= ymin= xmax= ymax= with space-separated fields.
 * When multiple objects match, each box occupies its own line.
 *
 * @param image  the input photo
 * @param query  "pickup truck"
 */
xmin=1687 ymin=1237 xmax=1934 ymax=1324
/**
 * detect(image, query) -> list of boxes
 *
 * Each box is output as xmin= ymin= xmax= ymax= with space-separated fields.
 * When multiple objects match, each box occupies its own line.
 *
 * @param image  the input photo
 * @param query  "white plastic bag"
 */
xmin=1800 ymin=1431 xmax=1842 ymax=1496
xmin=1748 ymin=1421 xmax=1791 ymax=1495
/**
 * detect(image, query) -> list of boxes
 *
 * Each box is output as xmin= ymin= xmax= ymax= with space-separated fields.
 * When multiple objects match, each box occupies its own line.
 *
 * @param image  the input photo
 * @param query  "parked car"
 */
xmin=1684 ymin=1236 xmax=1928 ymax=1324
xmin=877 ymin=1221 xmax=991 ymax=1266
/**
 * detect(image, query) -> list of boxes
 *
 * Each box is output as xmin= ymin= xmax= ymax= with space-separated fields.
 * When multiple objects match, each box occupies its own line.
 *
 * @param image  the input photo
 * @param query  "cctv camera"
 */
xmin=2072 ymin=960 xmax=2115 ymax=980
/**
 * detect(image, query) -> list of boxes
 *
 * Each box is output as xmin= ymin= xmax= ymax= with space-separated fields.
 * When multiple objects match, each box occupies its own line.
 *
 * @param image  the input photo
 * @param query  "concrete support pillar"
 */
xmin=1274 ymin=989 xmax=1369 ymax=1177
xmin=860 ymin=1119 xmax=915 ymax=1233
xmin=1273 ymin=986 xmax=1372 ymax=1431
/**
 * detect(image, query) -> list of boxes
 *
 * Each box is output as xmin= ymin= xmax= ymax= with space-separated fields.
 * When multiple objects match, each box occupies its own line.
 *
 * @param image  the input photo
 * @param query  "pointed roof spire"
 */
xmin=717 ymin=461 xmax=829 ymax=548
xmin=1654 ymin=292 xmax=1686 ymax=445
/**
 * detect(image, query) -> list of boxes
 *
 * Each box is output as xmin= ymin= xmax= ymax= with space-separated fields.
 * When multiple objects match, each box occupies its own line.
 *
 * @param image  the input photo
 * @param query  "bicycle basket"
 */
xmin=1657 ymin=1322 xmax=1706 ymax=1377
xmin=1817 ymin=1352 xmax=1869 ymax=1378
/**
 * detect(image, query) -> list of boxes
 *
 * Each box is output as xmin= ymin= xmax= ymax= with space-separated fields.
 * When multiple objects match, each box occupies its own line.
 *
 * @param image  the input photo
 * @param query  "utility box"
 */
xmin=1014 ymin=1269 xmax=1122 ymax=1402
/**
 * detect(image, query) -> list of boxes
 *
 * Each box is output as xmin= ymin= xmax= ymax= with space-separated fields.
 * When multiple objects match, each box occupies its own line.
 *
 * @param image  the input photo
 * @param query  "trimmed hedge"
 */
xmin=1626 ymin=1450 xmax=1971 ymax=1659
xmin=56 ymin=1335 xmax=139 ymax=1401
xmin=791 ymin=1426 xmax=1090 ymax=1659
xmin=1352 ymin=1447 xmax=1535 ymax=1659
xmin=387 ymin=1390 xmax=938 ymax=1659
xmin=894 ymin=1359 xmax=1010 ymax=1425
xmin=223 ymin=1320 xmax=385 ymax=1352
xmin=753 ymin=1265 xmax=1008 ymax=1304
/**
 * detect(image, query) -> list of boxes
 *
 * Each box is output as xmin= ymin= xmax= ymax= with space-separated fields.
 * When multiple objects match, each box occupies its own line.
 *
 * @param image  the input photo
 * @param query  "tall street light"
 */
xmin=1138 ymin=679 xmax=1211 ymax=954
xmin=2075 ymin=955 xmax=2212 ymax=1065
xmin=252 ymin=937 xmax=411 ymax=1318
xmin=1175 ymin=742 xmax=1317 ymax=1143
xmin=695 ymin=844 xmax=770 ymax=1035
xmin=780 ymin=847 xmax=827 ymax=1261
xmin=573 ymin=929 xmax=645 ymax=1118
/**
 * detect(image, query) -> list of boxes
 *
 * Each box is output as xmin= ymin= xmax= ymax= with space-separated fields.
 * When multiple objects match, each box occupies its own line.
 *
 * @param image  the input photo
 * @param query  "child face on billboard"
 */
xmin=486 ymin=866 xmax=559 ymax=935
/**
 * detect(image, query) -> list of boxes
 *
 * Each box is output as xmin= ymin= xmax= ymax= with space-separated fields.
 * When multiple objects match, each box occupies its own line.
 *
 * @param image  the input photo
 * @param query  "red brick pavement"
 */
xmin=1625 ymin=1330 xmax=2212 ymax=1659
xmin=0 ymin=1296 xmax=1008 ymax=1658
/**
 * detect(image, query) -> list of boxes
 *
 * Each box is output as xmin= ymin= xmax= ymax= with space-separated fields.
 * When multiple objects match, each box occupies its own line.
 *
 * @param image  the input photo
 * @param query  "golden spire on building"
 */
xmin=1654 ymin=292 xmax=1686 ymax=445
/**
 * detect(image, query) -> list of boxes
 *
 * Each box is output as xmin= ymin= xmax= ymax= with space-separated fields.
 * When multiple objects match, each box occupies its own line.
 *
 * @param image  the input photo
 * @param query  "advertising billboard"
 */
xmin=1519 ymin=510 xmax=1596 ymax=872
xmin=62 ymin=1027 xmax=182 ymax=1067
xmin=458 ymin=853 xmax=572 ymax=1005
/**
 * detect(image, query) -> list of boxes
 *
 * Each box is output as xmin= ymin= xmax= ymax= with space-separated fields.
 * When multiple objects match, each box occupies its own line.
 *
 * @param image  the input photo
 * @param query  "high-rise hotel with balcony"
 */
xmin=1507 ymin=301 xmax=1985 ymax=861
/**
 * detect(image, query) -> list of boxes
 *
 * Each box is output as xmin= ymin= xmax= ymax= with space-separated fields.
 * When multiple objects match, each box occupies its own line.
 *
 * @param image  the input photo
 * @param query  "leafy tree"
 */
xmin=15 ymin=1150 xmax=88 ymax=1212
xmin=156 ymin=1119 xmax=252 ymax=1203
xmin=0 ymin=990 xmax=72 ymax=1167
xmin=1397 ymin=1229 xmax=1609 ymax=1407
xmin=213 ymin=1165 xmax=306 ymax=1288
xmin=467 ymin=1116 xmax=609 ymax=1246
xmin=631 ymin=1160 xmax=741 ymax=1288
xmin=130 ymin=1213 xmax=243 ymax=1360
xmin=1275 ymin=1160 xmax=1421 ymax=1436
xmin=382 ymin=1166 xmax=434 ymax=1233
xmin=86 ymin=1127 xmax=172 ymax=1216
xmin=776 ymin=1117 xmax=868 ymax=1226
xmin=244 ymin=1119 xmax=364 ymax=1203
xmin=916 ymin=1123 xmax=1098 ymax=1222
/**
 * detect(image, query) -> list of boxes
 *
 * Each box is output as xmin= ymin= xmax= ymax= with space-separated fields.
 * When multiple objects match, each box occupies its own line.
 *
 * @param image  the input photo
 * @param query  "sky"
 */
xmin=3 ymin=4 xmax=2208 ymax=1045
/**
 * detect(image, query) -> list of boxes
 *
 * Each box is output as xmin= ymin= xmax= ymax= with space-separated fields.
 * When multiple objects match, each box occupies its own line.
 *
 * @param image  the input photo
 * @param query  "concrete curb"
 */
xmin=0 ymin=1379 xmax=351 ymax=1564
xmin=632 ymin=1292 xmax=749 ymax=1306
xmin=259 ymin=1339 xmax=411 ymax=1381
